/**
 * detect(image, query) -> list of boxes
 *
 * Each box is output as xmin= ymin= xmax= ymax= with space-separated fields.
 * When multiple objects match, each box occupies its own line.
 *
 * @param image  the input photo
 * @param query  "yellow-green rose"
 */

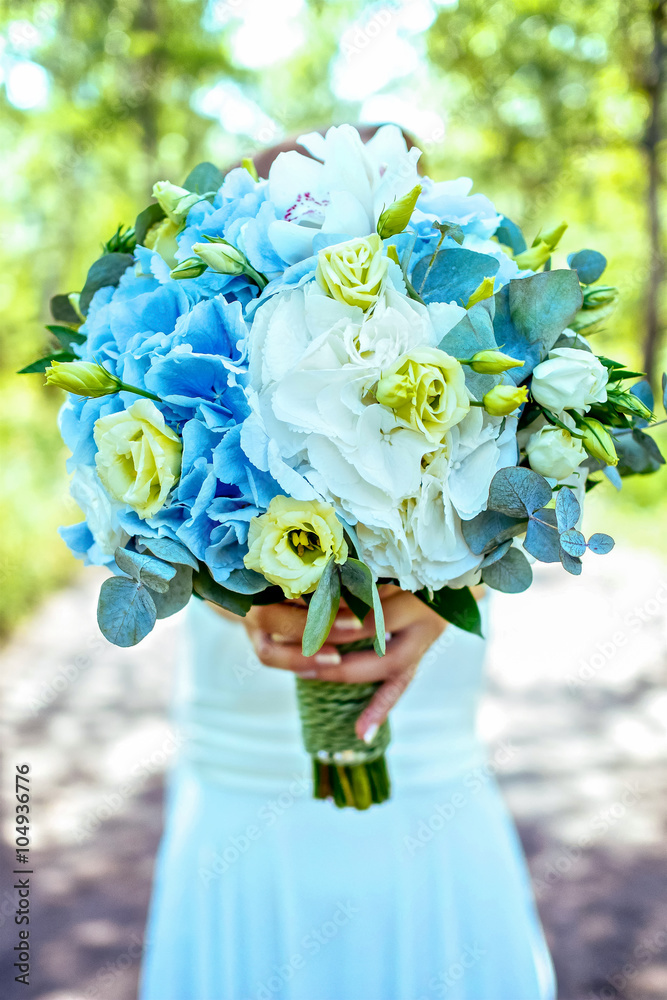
xmin=316 ymin=234 xmax=389 ymax=311
xmin=375 ymin=347 xmax=470 ymax=442
xmin=244 ymin=496 xmax=348 ymax=600
xmin=93 ymin=399 xmax=181 ymax=519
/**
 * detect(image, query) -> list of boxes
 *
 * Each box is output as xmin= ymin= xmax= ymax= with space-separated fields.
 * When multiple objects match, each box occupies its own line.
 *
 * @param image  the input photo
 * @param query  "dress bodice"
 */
xmin=172 ymin=597 xmax=490 ymax=794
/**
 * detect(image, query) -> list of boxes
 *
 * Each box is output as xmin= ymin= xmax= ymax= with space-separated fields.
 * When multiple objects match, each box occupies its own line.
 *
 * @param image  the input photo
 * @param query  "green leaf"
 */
xmin=482 ymin=547 xmax=533 ymax=594
xmin=50 ymin=294 xmax=82 ymax=325
xmin=559 ymin=528 xmax=587 ymax=557
xmin=567 ymin=249 xmax=607 ymax=285
xmin=494 ymin=216 xmax=527 ymax=255
xmin=182 ymin=162 xmax=224 ymax=195
xmin=302 ymin=557 xmax=341 ymax=657
xmin=418 ymin=586 xmax=483 ymax=638
xmin=340 ymin=585 xmax=371 ymax=624
xmin=114 ymin=547 xmax=176 ymax=593
xmin=340 ymin=558 xmax=385 ymax=654
xmin=555 ymin=487 xmax=580 ymax=532
xmin=18 ymin=350 xmax=77 ymax=374
xmin=587 ymin=533 xmax=615 ymax=555
xmin=97 ymin=576 xmax=157 ymax=647
xmin=79 ymin=252 xmax=135 ymax=315
xmin=46 ymin=324 xmax=86 ymax=351
xmin=460 ymin=508 xmax=527 ymax=555
xmin=413 ymin=247 xmax=499 ymax=306
xmin=192 ymin=570 xmax=253 ymax=616
xmin=134 ymin=203 xmax=165 ymax=246
xmin=525 ymin=509 xmax=561 ymax=563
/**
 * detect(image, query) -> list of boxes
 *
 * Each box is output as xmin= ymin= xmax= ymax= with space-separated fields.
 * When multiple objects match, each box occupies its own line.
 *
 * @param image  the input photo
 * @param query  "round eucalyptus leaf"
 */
xmin=559 ymin=527 xmax=587 ymax=557
xmin=567 ymin=249 xmax=607 ymax=285
xmin=97 ymin=577 xmax=157 ymax=647
xmin=587 ymin=533 xmax=615 ymax=555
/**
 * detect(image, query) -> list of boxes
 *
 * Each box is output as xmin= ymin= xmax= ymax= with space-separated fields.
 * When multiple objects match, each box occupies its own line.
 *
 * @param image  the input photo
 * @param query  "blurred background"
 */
xmin=0 ymin=1 xmax=666 ymax=999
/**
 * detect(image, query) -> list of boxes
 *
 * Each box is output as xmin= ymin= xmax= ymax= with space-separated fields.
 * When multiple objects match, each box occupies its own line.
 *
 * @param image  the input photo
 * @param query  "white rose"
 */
xmin=530 ymin=347 xmax=608 ymax=414
xmin=525 ymin=413 xmax=587 ymax=481
xmin=69 ymin=465 xmax=130 ymax=556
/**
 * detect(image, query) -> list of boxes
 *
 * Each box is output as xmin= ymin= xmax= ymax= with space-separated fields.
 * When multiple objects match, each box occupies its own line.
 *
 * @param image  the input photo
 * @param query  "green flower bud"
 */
xmin=583 ymin=284 xmax=619 ymax=308
xmin=377 ymin=184 xmax=422 ymax=239
xmin=68 ymin=292 xmax=86 ymax=323
xmin=467 ymin=350 xmax=525 ymax=375
xmin=482 ymin=384 xmax=528 ymax=416
xmin=45 ymin=361 xmax=122 ymax=397
xmin=581 ymin=419 xmax=619 ymax=466
xmin=608 ymin=388 xmax=653 ymax=421
xmin=193 ymin=240 xmax=246 ymax=275
xmin=241 ymin=157 xmax=258 ymax=182
xmin=535 ymin=220 xmax=568 ymax=251
xmin=513 ymin=242 xmax=552 ymax=271
xmin=466 ymin=276 xmax=496 ymax=308
xmin=570 ymin=285 xmax=619 ymax=332
xmin=152 ymin=181 xmax=202 ymax=225
xmin=169 ymin=257 xmax=207 ymax=280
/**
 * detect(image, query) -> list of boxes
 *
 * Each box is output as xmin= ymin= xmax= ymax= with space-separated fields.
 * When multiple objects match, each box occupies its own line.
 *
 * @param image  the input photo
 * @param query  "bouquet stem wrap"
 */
xmin=295 ymin=638 xmax=391 ymax=809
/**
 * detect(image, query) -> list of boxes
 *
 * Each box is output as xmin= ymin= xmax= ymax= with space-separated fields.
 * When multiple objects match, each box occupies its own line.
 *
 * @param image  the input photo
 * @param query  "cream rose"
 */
xmin=525 ymin=414 xmax=587 ymax=481
xmin=244 ymin=496 xmax=348 ymax=600
xmin=93 ymin=399 xmax=182 ymax=519
xmin=375 ymin=347 xmax=470 ymax=442
xmin=530 ymin=347 xmax=608 ymax=414
xmin=316 ymin=234 xmax=389 ymax=311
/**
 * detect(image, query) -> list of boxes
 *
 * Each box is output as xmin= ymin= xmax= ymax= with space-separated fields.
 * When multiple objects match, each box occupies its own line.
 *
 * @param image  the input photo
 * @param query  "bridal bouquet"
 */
xmin=23 ymin=125 xmax=665 ymax=809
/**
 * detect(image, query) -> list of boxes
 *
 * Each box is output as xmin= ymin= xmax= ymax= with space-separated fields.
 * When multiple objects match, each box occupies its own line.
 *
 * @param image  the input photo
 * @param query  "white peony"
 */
xmin=530 ymin=347 xmax=608 ymax=414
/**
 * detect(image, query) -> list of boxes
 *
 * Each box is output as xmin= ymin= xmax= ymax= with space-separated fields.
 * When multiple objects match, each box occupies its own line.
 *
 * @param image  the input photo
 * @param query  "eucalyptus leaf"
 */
xmin=340 ymin=558 xmax=385 ymax=653
xmin=525 ymin=509 xmax=561 ymax=563
xmin=413 ymin=248 xmax=499 ymax=306
xmin=630 ymin=380 xmax=654 ymax=422
xmin=614 ymin=428 xmax=665 ymax=475
xmin=492 ymin=270 xmax=583 ymax=382
xmin=560 ymin=548 xmax=582 ymax=575
xmin=587 ymin=532 xmax=615 ymax=555
xmin=192 ymin=570 xmax=253 ymax=616
xmin=439 ymin=304 xmax=500 ymax=398
xmin=18 ymin=350 xmax=77 ymax=374
xmin=555 ymin=487 xmax=581 ymax=532
xmin=97 ymin=576 xmax=157 ymax=647
xmin=224 ymin=567 xmax=271 ymax=594
xmin=182 ymin=162 xmax=224 ymax=195
xmin=460 ymin=508 xmax=527 ymax=555
xmin=136 ymin=535 xmax=199 ymax=571
xmin=559 ymin=528 xmax=587 ymax=557
xmin=488 ymin=467 xmax=553 ymax=519
xmin=567 ymin=249 xmax=607 ymax=285
xmin=80 ymin=253 xmax=135 ymax=315
xmin=114 ymin=548 xmax=176 ymax=593
xmin=148 ymin=564 xmax=193 ymax=619
xmin=603 ymin=465 xmax=623 ymax=490
xmin=302 ymin=557 xmax=341 ymax=657
xmin=418 ymin=586 xmax=483 ymax=638
xmin=482 ymin=547 xmax=533 ymax=594
xmin=494 ymin=216 xmax=527 ymax=255
xmin=340 ymin=585 xmax=371 ymax=624
xmin=479 ymin=540 xmax=512 ymax=568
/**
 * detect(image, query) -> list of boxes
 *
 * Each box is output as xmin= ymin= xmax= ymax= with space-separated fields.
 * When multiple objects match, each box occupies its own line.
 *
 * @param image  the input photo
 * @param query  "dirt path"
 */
xmin=1 ymin=549 xmax=666 ymax=1000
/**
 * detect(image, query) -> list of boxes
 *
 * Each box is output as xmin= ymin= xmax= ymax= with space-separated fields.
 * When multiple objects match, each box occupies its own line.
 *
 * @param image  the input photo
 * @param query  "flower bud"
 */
xmin=45 ymin=361 xmax=122 ymax=397
xmin=152 ymin=181 xmax=202 ymax=224
xmin=468 ymin=350 xmax=524 ymax=375
xmin=241 ymin=157 xmax=258 ymax=181
xmin=482 ymin=384 xmax=528 ymax=416
xmin=581 ymin=419 xmax=619 ymax=466
xmin=377 ymin=184 xmax=422 ymax=239
xmin=466 ymin=276 xmax=496 ymax=308
xmin=192 ymin=240 xmax=246 ymax=275
xmin=169 ymin=257 xmax=207 ymax=280
xmin=513 ymin=242 xmax=552 ymax=271
xmin=570 ymin=285 xmax=619 ymax=332
xmin=608 ymin=389 xmax=653 ymax=421
xmin=536 ymin=221 xmax=568 ymax=251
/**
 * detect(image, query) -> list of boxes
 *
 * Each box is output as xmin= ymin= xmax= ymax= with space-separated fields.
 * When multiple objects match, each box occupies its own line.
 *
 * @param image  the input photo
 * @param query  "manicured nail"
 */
xmin=315 ymin=651 xmax=341 ymax=666
xmin=362 ymin=723 xmax=379 ymax=744
xmin=270 ymin=633 xmax=289 ymax=644
xmin=333 ymin=616 xmax=364 ymax=631
xmin=298 ymin=670 xmax=319 ymax=679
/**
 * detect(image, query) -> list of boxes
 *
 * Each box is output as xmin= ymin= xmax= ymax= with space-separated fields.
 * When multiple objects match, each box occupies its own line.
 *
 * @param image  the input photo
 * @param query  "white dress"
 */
xmin=140 ymin=598 xmax=555 ymax=1000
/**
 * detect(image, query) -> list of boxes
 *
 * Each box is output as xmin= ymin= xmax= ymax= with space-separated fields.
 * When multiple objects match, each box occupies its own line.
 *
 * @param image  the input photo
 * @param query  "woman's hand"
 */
xmin=210 ymin=587 xmax=448 ymax=742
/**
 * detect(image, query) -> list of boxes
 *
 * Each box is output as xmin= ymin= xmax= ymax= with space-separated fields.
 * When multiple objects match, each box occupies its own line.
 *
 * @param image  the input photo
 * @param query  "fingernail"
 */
xmin=362 ymin=723 xmax=379 ymax=745
xmin=333 ymin=617 xmax=364 ymax=631
xmin=315 ymin=652 xmax=341 ymax=666
xmin=298 ymin=670 xmax=319 ymax=679
xmin=270 ymin=633 xmax=289 ymax=644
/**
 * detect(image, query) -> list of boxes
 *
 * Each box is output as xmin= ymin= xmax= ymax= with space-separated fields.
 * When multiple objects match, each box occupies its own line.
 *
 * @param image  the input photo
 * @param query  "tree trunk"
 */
xmin=643 ymin=1 xmax=667 ymax=384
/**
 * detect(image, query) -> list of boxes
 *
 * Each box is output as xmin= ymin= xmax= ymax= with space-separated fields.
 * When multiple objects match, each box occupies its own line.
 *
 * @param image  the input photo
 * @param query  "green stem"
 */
xmin=118 ymin=382 xmax=163 ymax=403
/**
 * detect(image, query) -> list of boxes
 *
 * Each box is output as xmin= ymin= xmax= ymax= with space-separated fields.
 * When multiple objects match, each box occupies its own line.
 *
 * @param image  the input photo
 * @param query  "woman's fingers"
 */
xmin=354 ymin=665 xmax=417 ymax=742
xmin=249 ymin=631 xmax=343 ymax=675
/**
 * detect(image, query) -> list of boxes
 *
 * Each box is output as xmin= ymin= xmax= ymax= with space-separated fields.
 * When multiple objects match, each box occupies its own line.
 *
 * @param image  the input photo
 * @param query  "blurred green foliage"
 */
xmin=0 ymin=0 xmax=665 ymax=637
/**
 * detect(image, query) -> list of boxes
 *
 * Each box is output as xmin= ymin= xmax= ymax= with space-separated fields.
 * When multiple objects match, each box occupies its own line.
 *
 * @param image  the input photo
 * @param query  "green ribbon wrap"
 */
xmin=295 ymin=672 xmax=392 ymax=809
